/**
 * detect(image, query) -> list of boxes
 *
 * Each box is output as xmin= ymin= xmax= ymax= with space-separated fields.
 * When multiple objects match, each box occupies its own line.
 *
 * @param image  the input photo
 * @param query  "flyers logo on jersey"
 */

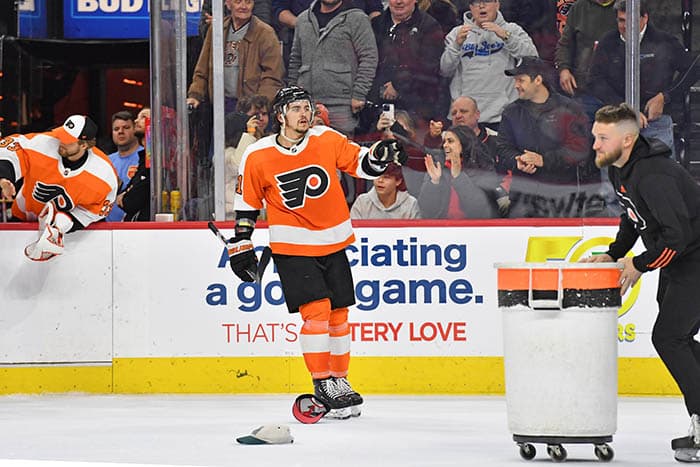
xmin=276 ymin=165 xmax=330 ymax=209
xmin=33 ymin=181 xmax=75 ymax=211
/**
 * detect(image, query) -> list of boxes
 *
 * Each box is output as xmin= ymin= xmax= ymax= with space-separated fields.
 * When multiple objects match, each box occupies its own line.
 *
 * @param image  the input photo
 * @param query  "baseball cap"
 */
xmin=504 ymin=56 xmax=549 ymax=78
xmin=236 ymin=425 xmax=294 ymax=445
xmin=51 ymin=115 xmax=98 ymax=144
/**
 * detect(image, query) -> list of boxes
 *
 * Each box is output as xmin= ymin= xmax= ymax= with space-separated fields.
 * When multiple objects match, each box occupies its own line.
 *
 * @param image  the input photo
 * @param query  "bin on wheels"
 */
xmin=494 ymin=262 xmax=622 ymax=463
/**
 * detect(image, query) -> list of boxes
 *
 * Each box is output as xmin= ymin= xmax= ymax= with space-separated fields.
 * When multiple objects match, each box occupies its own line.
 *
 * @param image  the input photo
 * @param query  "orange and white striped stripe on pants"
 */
xmin=299 ymin=298 xmax=350 ymax=379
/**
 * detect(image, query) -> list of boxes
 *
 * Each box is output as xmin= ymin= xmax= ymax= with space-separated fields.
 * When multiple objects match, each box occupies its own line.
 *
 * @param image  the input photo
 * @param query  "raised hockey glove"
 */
xmin=368 ymin=139 xmax=407 ymax=167
xmin=24 ymin=202 xmax=66 ymax=262
xmin=228 ymin=237 xmax=258 ymax=282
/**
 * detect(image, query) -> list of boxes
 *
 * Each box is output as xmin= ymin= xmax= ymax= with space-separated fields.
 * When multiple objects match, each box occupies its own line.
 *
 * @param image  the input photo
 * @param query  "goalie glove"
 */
xmin=368 ymin=139 xmax=407 ymax=168
xmin=227 ymin=237 xmax=258 ymax=282
xmin=24 ymin=203 xmax=66 ymax=262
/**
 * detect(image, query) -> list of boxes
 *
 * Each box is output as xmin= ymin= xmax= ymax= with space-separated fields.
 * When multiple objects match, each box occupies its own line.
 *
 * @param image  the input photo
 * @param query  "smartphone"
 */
xmin=381 ymin=103 xmax=395 ymax=122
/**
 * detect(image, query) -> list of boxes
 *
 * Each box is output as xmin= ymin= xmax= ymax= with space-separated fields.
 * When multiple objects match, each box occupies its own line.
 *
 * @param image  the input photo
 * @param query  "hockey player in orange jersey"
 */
xmin=0 ymin=115 xmax=118 ymax=261
xmin=230 ymin=86 xmax=406 ymax=418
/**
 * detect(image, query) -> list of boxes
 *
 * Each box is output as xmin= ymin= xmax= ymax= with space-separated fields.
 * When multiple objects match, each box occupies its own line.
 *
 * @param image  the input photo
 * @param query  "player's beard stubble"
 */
xmin=58 ymin=144 xmax=84 ymax=161
xmin=595 ymin=147 xmax=623 ymax=169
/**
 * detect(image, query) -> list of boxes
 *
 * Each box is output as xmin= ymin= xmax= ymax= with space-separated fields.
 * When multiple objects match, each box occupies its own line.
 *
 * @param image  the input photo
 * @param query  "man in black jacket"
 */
xmin=587 ymin=0 xmax=697 ymax=160
xmin=370 ymin=0 xmax=445 ymax=130
xmin=497 ymin=56 xmax=602 ymax=218
xmin=584 ymin=103 xmax=700 ymax=461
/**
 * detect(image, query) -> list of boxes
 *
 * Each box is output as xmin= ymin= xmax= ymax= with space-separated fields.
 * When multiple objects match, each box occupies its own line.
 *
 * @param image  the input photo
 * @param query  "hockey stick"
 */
xmin=390 ymin=132 xmax=445 ymax=163
xmin=257 ymin=246 xmax=272 ymax=283
xmin=207 ymin=219 xmax=272 ymax=284
xmin=207 ymin=220 xmax=228 ymax=244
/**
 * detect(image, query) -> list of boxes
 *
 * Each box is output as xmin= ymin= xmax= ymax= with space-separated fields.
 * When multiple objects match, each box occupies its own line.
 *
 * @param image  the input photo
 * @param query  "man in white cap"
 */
xmin=0 ymin=115 xmax=118 ymax=261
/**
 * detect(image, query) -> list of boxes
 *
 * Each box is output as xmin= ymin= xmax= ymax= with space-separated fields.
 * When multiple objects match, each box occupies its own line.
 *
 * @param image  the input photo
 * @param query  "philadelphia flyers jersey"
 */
xmin=0 ymin=132 xmax=118 ymax=228
xmin=235 ymin=126 xmax=377 ymax=256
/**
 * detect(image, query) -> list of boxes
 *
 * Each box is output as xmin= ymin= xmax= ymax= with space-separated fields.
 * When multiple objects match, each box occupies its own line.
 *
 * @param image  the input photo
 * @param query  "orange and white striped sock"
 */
xmin=299 ymin=298 xmax=331 ymax=379
xmin=329 ymin=307 xmax=350 ymax=378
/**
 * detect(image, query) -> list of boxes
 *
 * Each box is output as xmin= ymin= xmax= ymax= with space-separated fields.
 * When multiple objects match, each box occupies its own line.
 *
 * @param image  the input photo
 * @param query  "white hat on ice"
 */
xmin=236 ymin=424 xmax=294 ymax=445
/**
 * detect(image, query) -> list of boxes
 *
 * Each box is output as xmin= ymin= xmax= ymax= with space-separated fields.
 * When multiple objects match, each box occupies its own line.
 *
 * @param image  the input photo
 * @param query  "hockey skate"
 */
xmin=673 ymin=414 xmax=700 ymax=462
xmin=333 ymin=376 xmax=363 ymax=417
xmin=314 ymin=378 xmax=352 ymax=420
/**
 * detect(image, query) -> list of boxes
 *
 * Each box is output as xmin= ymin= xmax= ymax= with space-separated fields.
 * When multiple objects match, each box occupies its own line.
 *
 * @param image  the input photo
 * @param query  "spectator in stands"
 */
xmin=0 ymin=115 xmax=118 ymax=260
xmin=118 ymin=107 xmax=152 ymax=222
xmin=106 ymin=111 xmax=142 ymax=222
xmin=200 ymin=0 xmax=272 ymax=37
xmin=222 ymin=112 xmax=256 ymax=219
xmin=440 ymin=0 xmax=538 ymax=130
xmin=419 ymin=125 xmax=499 ymax=219
xmin=187 ymin=0 xmax=284 ymax=114
xmin=499 ymin=0 xmax=559 ymax=65
xmin=350 ymin=162 xmax=420 ymax=219
xmin=554 ymin=0 xmax=616 ymax=120
xmin=237 ymin=94 xmax=271 ymax=138
xmin=288 ymin=0 xmax=378 ymax=137
xmin=450 ymin=95 xmax=510 ymax=215
xmin=370 ymin=0 xmax=445 ymax=133
xmin=587 ymin=0 xmax=697 ymax=160
xmin=497 ymin=56 xmax=603 ymax=218
xmin=273 ymin=0 xmax=382 ymax=71
xmin=450 ymin=95 xmax=496 ymax=157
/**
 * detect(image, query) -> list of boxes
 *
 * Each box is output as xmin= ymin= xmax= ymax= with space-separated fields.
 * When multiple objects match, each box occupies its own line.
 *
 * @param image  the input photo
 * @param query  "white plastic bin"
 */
xmin=494 ymin=262 xmax=622 ymax=462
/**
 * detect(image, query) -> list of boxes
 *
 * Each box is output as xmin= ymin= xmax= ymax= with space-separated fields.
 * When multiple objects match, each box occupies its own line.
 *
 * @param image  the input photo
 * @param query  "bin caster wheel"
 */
xmin=594 ymin=443 xmax=614 ymax=462
xmin=547 ymin=444 xmax=567 ymax=462
xmin=518 ymin=443 xmax=536 ymax=460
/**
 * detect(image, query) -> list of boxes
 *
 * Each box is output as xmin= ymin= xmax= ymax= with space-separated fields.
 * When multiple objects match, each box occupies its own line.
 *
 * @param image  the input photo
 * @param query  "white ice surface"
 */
xmin=0 ymin=394 xmax=690 ymax=466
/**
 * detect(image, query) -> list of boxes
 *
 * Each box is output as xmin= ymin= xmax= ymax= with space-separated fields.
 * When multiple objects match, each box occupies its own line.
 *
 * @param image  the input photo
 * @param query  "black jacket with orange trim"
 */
xmin=606 ymin=135 xmax=700 ymax=272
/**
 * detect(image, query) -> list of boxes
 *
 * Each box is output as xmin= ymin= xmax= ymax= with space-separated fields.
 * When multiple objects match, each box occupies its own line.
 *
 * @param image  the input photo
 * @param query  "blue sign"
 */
xmin=63 ymin=1 xmax=201 ymax=39
xmin=18 ymin=0 xmax=48 ymax=39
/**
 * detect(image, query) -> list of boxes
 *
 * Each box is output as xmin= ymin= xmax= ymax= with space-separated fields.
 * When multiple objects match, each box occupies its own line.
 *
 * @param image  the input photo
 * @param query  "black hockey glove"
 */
xmin=369 ymin=139 xmax=407 ymax=167
xmin=227 ymin=237 xmax=258 ymax=282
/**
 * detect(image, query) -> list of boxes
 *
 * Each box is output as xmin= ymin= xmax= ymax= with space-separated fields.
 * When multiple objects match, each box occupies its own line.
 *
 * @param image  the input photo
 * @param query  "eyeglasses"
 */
xmin=468 ymin=0 xmax=497 ymax=6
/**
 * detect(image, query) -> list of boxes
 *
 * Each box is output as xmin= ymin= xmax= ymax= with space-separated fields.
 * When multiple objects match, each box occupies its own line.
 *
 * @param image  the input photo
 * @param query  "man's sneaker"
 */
xmin=674 ymin=414 xmax=700 ymax=445
xmin=313 ymin=378 xmax=352 ymax=409
xmin=672 ymin=414 xmax=700 ymax=462
xmin=333 ymin=376 xmax=363 ymax=417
